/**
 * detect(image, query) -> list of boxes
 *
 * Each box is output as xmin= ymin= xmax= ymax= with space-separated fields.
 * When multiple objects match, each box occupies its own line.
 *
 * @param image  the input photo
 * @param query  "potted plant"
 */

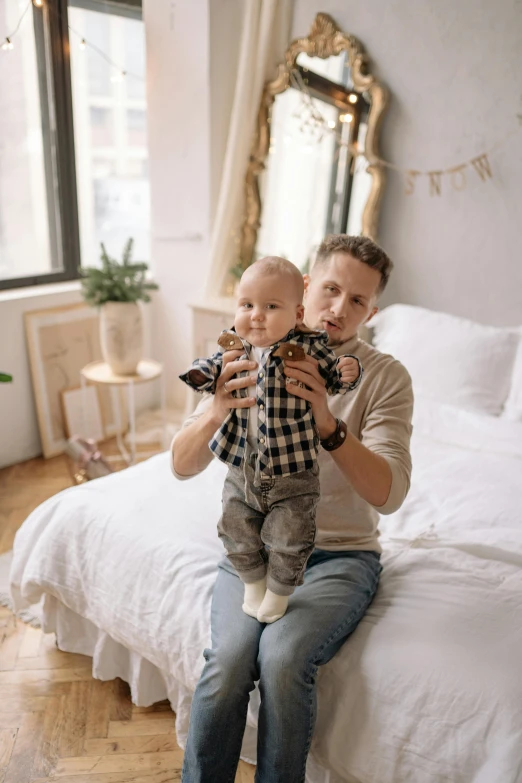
xmin=80 ymin=239 xmax=158 ymax=376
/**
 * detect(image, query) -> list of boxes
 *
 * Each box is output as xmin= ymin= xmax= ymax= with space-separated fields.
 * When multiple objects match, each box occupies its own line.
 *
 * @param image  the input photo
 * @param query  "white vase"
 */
xmin=100 ymin=301 xmax=143 ymax=375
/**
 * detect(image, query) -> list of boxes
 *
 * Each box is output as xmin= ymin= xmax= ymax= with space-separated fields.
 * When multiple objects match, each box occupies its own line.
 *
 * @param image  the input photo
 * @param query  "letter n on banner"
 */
xmin=470 ymin=154 xmax=492 ymax=182
xmin=429 ymin=171 xmax=443 ymax=196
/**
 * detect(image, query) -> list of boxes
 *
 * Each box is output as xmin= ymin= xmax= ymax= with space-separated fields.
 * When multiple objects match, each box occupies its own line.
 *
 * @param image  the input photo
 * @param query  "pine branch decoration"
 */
xmin=80 ymin=239 xmax=159 ymax=307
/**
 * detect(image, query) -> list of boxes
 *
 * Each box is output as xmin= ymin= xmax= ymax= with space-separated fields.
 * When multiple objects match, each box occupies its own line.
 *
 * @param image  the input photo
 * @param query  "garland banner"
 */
xmin=291 ymin=68 xmax=522 ymax=198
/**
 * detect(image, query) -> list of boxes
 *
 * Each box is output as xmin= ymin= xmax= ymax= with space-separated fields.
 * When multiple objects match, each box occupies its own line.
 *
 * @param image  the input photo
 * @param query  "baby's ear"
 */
xmin=296 ymin=304 xmax=305 ymax=325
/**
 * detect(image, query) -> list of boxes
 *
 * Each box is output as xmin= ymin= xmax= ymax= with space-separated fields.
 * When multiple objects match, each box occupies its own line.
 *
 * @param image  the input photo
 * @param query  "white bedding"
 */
xmin=10 ymin=398 xmax=522 ymax=783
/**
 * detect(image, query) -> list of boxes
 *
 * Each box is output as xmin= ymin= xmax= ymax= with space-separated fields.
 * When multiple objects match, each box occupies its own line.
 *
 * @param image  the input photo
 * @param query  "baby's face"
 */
xmin=234 ymin=272 xmax=304 ymax=347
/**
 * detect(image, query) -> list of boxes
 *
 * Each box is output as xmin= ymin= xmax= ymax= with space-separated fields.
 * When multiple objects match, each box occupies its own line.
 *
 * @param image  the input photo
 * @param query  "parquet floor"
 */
xmin=0 ymin=449 xmax=255 ymax=782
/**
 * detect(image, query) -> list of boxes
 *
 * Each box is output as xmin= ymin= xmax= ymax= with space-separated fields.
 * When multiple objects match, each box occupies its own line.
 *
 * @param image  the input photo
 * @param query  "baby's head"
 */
xmin=234 ymin=257 xmax=304 ymax=347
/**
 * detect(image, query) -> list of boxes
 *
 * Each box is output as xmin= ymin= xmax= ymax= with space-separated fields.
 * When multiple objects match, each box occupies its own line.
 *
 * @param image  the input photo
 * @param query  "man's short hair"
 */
xmin=314 ymin=235 xmax=393 ymax=295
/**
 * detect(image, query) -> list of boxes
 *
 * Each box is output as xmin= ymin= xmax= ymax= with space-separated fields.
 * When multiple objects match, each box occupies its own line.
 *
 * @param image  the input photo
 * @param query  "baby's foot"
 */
xmin=242 ymin=578 xmax=267 ymax=618
xmin=257 ymin=589 xmax=289 ymax=623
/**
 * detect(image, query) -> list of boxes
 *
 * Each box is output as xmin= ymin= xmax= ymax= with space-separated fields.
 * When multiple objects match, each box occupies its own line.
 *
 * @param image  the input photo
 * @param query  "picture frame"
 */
xmin=60 ymin=385 xmax=105 ymax=442
xmin=25 ymin=303 xmax=124 ymax=458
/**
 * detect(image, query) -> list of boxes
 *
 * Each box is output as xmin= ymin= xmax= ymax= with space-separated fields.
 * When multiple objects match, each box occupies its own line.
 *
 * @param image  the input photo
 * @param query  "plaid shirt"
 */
xmin=179 ymin=327 xmax=363 ymax=478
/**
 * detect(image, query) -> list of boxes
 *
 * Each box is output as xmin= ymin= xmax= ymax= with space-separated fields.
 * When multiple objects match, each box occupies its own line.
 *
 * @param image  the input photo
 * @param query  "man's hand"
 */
xmin=338 ymin=356 xmax=360 ymax=385
xmin=209 ymin=350 xmax=257 ymax=426
xmin=284 ymin=355 xmax=337 ymax=440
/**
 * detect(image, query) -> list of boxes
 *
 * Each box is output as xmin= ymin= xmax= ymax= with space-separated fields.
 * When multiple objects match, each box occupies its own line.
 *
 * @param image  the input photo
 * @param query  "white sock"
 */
xmin=257 ymin=589 xmax=289 ymax=624
xmin=242 ymin=578 xmax=267 ymax=618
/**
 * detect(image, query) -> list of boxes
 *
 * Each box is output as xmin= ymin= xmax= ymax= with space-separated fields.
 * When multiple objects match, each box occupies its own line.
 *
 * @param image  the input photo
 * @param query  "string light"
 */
xmin=1 ymin=0 xmax=144 ymax=82
xmin=339 ymin=113 xmax=353 ymax=123
xmin=348 ymin=94 xmax=358 ymax=104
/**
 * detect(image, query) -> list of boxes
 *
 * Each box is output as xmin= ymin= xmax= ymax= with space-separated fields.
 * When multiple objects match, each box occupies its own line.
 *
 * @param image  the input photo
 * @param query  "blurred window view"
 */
xmin=0 ymin=0 xmax=149 ymax=290
xmin=0 ymin=0 xmax=55 ymax=283
xmin=69 ymin=1 xmax=150 ymax=267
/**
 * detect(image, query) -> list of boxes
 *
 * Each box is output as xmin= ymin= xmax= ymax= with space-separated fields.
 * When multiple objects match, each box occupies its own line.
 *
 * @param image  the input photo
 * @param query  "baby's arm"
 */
xmin=179 ymin=351 xmax=224 ymax=394
xmin=338 ymin=356 xmax=362 ymax=387
xmin=319 ymin=351 xmax=363 ymax=395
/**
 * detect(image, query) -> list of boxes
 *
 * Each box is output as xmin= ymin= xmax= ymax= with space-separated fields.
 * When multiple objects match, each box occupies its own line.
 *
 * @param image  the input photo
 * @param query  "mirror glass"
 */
xmin=254 ymin=52 xmax=372 ymax=271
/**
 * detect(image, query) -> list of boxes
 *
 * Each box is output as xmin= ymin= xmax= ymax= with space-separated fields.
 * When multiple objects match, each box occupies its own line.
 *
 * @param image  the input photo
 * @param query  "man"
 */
xmin=172 ymin=235 xmax=414 ymax=783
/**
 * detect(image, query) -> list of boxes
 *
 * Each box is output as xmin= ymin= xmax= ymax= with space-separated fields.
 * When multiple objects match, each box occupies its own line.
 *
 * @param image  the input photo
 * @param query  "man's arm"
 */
xmin=172 ymin=351 xmax=257 ymax=478
xmin=283 ymin=355 xmax=413 ymax=511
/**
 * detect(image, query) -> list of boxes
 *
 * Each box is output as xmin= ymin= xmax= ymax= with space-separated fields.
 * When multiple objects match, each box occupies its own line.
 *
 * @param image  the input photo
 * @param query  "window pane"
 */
xmin=0 ymin=1 xmax=55 ymax=282
xmin=69 ymin=4 xmax=150 ymax=268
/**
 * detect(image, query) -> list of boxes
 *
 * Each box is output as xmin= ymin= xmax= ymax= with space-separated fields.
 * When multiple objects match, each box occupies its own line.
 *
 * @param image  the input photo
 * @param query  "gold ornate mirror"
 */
xmin=238 ymin=12 xmax=388 ymax=275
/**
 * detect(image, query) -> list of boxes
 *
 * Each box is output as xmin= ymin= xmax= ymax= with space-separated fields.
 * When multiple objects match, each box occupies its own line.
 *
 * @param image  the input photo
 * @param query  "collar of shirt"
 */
xmin=220 ymin=326 xmax=328 ymax=355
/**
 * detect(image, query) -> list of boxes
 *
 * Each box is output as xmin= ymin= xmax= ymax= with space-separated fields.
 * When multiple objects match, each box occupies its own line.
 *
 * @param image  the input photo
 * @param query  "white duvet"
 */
xmin=10 ymin=398 xmax=522 ymax=783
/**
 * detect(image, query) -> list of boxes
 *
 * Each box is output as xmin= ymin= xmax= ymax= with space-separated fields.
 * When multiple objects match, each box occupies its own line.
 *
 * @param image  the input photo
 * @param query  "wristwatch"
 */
xmin=320 ymin=418 xmax=348 ymax=451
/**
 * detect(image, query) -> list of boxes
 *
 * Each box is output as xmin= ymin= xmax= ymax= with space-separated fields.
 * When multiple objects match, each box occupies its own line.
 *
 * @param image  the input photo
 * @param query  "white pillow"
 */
xmin=370 ymin=304 xmax=519 ymax=416
xmin=502 ymin=329 xmax=522 ymax=421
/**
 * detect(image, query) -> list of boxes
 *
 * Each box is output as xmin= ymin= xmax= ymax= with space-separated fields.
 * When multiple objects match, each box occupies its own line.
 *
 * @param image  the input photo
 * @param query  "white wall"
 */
xmin=143 ymin=0 xmax=245 ymax=410
xmin=0 ymin=285 xmax=83 ymax=468
xmin=142 ymin=0 xmax=211 ymax=411
xmin=0 ymin=284 xmax=154 ymax=468
xmin=292 ymin=0 xmax=522 ymax=326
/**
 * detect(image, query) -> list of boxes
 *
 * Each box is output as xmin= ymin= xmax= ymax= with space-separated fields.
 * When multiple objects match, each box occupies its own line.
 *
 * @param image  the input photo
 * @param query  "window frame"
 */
xmin=0 ymin=0 xmax=142 ymax=291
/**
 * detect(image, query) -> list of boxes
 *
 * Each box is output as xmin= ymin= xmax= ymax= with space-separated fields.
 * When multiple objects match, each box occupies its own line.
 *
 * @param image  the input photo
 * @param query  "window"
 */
xmin=0 ymin=0 xmax=149 ymax=291
xmin=0 ymin=0 xmax=57 ymax=284
xmin=69 ymin=0 xmax=150 ymax=268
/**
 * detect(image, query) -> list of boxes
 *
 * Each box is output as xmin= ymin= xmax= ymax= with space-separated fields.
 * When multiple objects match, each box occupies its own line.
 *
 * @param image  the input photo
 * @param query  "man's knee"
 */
xmin=201 ymin=641 xmax=258 ymax=696
xmin=258 ymin=628 xmax=316 ymax=690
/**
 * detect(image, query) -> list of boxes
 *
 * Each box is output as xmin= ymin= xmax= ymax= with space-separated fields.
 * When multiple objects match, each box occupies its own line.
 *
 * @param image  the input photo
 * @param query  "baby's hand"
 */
xmin=338 ymin=356 xmax=360 ymax=384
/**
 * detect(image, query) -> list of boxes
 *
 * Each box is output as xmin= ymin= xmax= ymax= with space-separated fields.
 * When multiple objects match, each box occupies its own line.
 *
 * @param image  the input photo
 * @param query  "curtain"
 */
xmin=206 ymin=0 xmax=293 ymax=297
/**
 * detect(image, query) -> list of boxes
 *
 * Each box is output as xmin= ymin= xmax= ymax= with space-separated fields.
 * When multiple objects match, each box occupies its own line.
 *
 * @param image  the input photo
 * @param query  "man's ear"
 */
xmin=296 ymin=304 xmax=305 ymax=325
xmin=303 ymin=274 xmax=310 ymax=295
xmin=365 ymin=306 xmax=379 ymax=325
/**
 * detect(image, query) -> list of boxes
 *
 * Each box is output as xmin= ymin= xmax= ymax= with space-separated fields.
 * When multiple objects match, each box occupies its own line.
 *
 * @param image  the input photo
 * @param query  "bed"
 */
xmin=10 ymin=304 xmax=522 ymax=783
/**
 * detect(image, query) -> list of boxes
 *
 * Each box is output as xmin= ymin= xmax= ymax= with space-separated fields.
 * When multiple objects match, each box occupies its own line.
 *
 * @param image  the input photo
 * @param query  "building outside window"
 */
xmin=0 ymin=0 xmax=149 ymax=290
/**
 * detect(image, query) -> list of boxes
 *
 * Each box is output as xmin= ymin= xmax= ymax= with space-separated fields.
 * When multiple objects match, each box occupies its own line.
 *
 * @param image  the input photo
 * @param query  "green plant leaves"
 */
xmin=79 ymin=239 xmax=159 ymax=307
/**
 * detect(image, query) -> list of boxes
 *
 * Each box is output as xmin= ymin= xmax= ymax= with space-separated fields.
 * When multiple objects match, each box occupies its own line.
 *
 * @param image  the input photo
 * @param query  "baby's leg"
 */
xmin=257 ymin=468 xmax=320 ymax=623
xmin=218 ymin=466 xmax=268 ymax=617
xmin=243 ymin=577 xmax=267 ymax=618
xmin=257 ymin=588 xmax=290 ymax=624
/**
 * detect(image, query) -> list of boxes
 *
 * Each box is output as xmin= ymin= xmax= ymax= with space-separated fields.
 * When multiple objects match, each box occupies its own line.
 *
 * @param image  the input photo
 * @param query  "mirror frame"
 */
xmin=238 ymin=12 xmax=389 ymax=271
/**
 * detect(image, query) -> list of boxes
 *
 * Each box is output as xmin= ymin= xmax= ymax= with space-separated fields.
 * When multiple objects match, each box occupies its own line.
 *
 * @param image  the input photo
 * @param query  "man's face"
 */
xmin=303 ymin=252 xmax=381 ymax=346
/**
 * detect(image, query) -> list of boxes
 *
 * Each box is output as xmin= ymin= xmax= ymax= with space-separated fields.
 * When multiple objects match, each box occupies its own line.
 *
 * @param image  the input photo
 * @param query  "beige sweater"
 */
xmin=171 ymin=334 xmax=414 ymax=553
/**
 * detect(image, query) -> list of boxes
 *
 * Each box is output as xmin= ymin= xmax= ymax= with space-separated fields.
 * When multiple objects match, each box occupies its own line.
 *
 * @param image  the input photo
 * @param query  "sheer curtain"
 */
xmin=206 ymin=0 xmax=293 ymax=296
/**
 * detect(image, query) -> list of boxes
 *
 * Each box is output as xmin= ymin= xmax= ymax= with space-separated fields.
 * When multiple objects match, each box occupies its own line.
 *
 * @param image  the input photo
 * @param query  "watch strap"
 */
xmin=320 ymin=418 xmax=348 ymax=451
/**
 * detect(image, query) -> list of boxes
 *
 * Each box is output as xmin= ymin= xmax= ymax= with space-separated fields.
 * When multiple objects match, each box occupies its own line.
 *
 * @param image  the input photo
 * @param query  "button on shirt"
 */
xmin=179 ymin=327 xmax=363 ymax=478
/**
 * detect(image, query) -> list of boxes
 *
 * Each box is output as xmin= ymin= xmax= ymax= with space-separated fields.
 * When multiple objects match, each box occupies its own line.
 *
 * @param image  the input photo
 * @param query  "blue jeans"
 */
xmin=182 ymin=548 xmax=382 ymax=783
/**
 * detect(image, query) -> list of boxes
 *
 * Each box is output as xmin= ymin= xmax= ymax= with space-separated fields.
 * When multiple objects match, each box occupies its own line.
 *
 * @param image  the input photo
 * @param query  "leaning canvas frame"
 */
xmin=25 ymin=303 xmax=123 ymax=458
xmin=60 ymin=385 xmax=105 ymax=442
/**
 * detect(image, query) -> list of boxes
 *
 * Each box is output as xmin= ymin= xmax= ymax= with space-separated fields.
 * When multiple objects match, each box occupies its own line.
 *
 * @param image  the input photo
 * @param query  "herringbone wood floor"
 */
xmin=0 ymin=450 xmax=255 ymax=782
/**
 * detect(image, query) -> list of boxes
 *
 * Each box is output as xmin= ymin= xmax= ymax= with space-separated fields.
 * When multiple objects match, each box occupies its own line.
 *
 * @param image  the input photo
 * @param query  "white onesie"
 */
xmin=246 ymin=345 xmax=268 ymax=448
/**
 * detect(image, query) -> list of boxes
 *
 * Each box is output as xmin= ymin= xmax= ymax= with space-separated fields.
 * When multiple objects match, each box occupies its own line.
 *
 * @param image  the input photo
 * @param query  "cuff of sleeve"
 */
xmin=336 ymin=355 xmax=364 ymax=394
xmin=371 ymin=457 xmax=410 ymax=516
xmin=179 ymin=369 xmax=217 ymax=394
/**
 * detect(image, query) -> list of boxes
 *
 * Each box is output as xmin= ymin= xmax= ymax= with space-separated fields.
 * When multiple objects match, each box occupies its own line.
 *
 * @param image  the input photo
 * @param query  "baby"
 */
xmin=180 ymin=257 xmax=362 ymax=622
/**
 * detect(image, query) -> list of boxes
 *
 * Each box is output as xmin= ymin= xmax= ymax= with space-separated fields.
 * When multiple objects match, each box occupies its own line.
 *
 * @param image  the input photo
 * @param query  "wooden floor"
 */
xmin=0 ymin=450 xmax=255 ymax=782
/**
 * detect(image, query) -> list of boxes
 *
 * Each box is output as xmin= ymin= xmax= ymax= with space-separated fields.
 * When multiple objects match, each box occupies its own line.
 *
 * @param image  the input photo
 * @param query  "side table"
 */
xmin=80 ymin=359 xmax=167 ymax=466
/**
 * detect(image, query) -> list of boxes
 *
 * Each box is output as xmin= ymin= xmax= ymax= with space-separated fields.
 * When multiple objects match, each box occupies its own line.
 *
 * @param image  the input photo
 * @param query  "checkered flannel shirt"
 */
xmin=179 ymin=327 xmax=363 ymax=478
